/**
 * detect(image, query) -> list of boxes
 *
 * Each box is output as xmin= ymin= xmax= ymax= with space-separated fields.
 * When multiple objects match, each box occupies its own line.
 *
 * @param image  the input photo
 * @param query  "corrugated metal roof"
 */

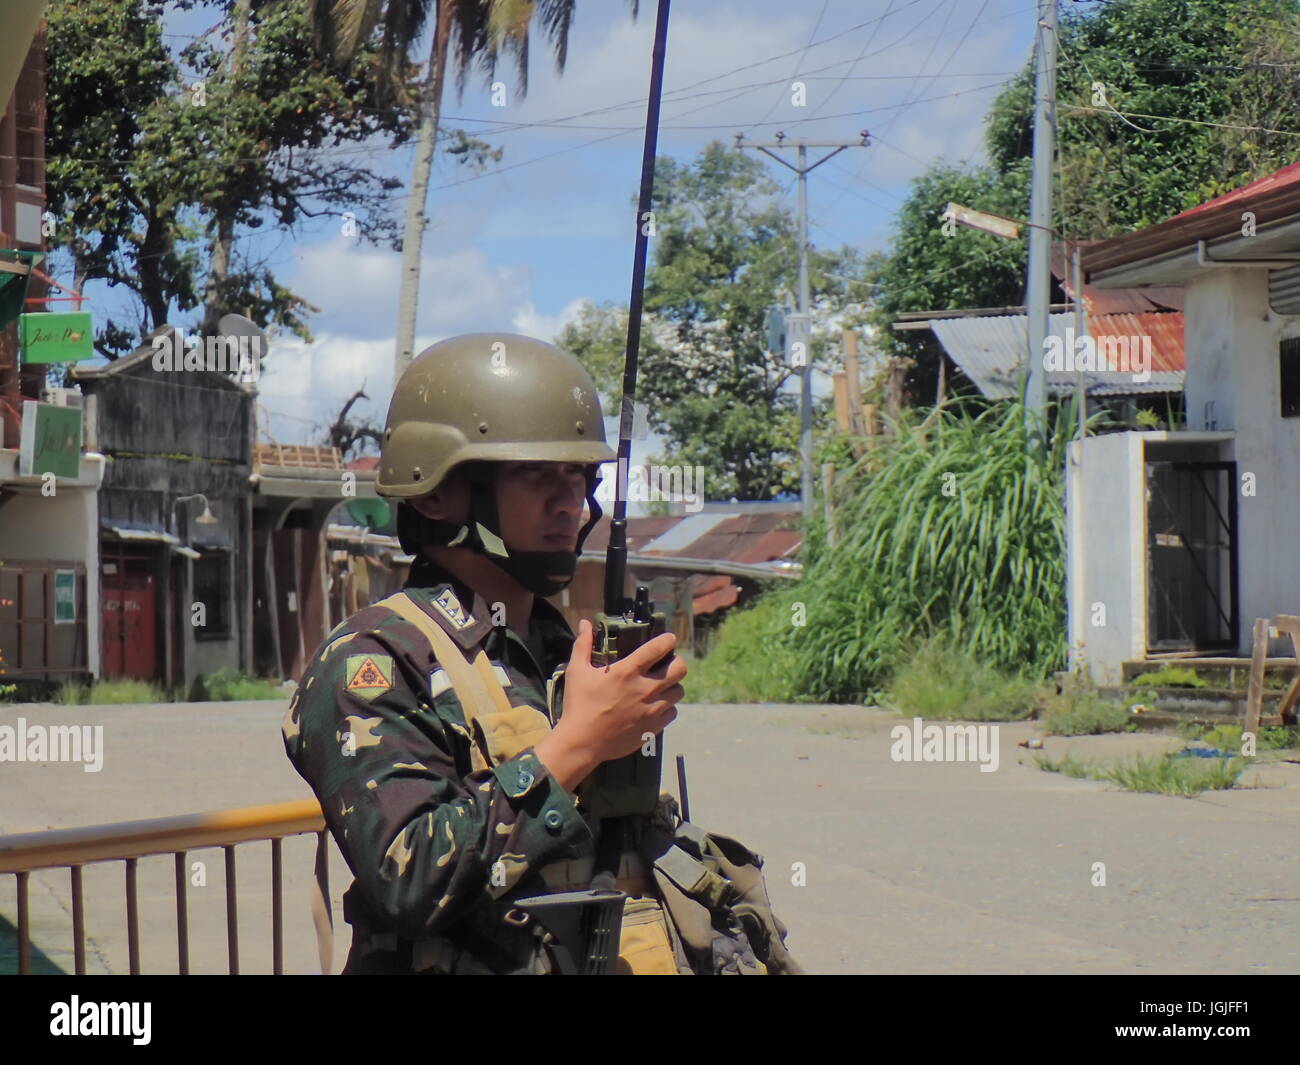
xmin=1085 ymin=161 xmax=1300 ymax=278
xmin=1091 ymin=312 xmax=1185 ymax=373
xmin=930 ymin=312 xmax=1185 ymax=399
xmin=640 ymin=512 xmax=733 ymax=553
xmin=1173 ymin=160 xmax=1300 ymax=220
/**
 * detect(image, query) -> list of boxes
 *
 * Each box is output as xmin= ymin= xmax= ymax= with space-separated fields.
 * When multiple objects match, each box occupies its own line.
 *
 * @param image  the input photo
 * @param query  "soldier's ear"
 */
xmin=410 ymin=493 xmax=441 ymax=520
xmin=411 ymin=469 xmax=470 ymax=522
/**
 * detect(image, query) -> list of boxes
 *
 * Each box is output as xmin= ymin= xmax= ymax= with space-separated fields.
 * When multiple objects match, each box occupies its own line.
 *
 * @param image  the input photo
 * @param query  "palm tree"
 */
xmin=308 ymin=0 xmax=637 ymax=382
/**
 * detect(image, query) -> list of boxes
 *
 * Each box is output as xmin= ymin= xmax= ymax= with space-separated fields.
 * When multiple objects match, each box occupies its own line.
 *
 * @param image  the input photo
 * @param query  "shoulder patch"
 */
xmin=431 ymin=587 xmax=474 ymax=630
xmin=345 ymin=654 xmax=394 ymax=700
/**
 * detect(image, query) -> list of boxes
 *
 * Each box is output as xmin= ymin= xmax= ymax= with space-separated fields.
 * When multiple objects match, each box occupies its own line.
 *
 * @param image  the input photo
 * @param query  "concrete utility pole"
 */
xmin=736 ymin=131 xmax=868 ymax=522
xmin=1025 ymin=0 xmax=1058 ymax=439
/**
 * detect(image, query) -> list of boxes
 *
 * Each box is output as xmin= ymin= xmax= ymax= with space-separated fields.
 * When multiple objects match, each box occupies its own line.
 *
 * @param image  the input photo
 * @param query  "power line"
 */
xmin=801 ymin=0 xmax=900 ymax=122
xmin=741 ymin=0 xmax=831 ymax=136
xmin=1059 ymin=103 xmax=1300 ymax=140
xmin=826 ymin=0 xmax=998 ymax=214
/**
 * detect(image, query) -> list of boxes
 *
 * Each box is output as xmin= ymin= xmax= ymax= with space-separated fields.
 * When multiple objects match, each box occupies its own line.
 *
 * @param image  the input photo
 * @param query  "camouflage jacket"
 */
xmin=281 ymin=555 xmax=599 ymax=974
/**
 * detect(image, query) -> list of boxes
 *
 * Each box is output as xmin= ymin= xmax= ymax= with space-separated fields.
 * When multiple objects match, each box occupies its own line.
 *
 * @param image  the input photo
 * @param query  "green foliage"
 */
xmin=563 ymin=142 xmax=871 ymax=500
xmin=792 ymin=400 xmax=1071 ymax=701
xmin=1043 ymin=692 xmax=1135 ymax=736
xmin=42 ymin=0 xmax=497 ymax=354
xmin=680 ymin=595 xmax=801 ymax=704
xmin=1190 ymin=723 xmax=1300 ymax=752
xmin=0 ymin=640 xmax=14 ymax=700
xmin=1109 ymin=753 xmax=1247 ymax=796
xmin=56 ymin=678 xmax=166 ymax=704
xmin=880 ymin=0 xmax=1300 ymax=400
xmin=991 ymin=0 xmax=1300 ymax=235
xmin=196 ymin=669 xmax=284 ymax=701
xmin=868 ymin=162 xmax=1030 ymax=402
xmin=1038 ymin=750 xmax=1247 ymax=795
xmin=883 ymin=638 xmax=1040 ymax=721
xmin=1035 ymin=752 xmax=1099 ymax=780
xmin=1128 ymin=666 xmax=1207 ymax=688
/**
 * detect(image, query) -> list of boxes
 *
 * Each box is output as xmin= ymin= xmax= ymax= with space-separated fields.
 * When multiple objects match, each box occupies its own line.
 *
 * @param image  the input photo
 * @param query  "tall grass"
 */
xmin=792 ymin=400 xmax=1071 ymax=701
xmin=55 ymin=678 xmax=165 ymax=705
xmin=1037 ymin=752 xmax=1247 ymax=796
xmin=690 ymin=400 xmax=1072 ymax=703
xmin=884 ymin=637 xmax=1040 ymax=721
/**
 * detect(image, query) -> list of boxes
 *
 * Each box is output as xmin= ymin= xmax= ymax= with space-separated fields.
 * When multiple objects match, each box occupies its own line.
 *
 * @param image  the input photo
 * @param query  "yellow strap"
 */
xmin=374 ymin=592 xmax=552 ymax=769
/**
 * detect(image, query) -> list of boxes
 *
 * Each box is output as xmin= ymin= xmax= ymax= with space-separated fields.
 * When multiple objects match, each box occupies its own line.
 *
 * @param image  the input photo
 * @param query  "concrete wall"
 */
xmin=1068 ymin=431 xmax=1147 ymax=684
xmin=1185 ymin=269 xmax=1300 ymax=651
xmin=0 ymin=452 xmax=105 ymax=674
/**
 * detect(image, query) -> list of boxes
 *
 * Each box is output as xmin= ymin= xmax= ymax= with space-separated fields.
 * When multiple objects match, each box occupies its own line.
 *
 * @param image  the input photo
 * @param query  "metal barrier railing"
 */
xmin=0 ymin=799 xmax=329 ymax=975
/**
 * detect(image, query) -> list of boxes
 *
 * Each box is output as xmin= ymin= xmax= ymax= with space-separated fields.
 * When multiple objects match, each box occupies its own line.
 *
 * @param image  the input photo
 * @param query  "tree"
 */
xmin=560 ymin=141 xmax=869 ymax=501
xmin=307 ymin=0 xmax=636 ymax=381
xmin=44 ymin=0 xmax=412 ymax=355
xmin=875 ymin=0 xmax=1300 ymax=404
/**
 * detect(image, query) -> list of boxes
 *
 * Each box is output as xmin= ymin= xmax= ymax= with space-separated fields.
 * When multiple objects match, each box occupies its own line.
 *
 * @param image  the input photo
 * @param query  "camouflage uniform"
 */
xmin=282 ymin=554 xmax=601 ymax=974
xmin=282 ymin=333 xmax=801 ymax=975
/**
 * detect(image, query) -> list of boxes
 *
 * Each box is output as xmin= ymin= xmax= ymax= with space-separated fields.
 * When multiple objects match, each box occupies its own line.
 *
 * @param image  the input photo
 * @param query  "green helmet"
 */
xmin=377 ymin=332 xmax=615 ymax=499
xmin=377 ymin=332 xmax=615 ymax=596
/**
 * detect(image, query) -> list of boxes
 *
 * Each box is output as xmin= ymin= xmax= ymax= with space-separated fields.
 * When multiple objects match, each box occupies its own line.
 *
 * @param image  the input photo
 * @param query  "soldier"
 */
xmin=282 ymin=333 xmax=800 ymax=975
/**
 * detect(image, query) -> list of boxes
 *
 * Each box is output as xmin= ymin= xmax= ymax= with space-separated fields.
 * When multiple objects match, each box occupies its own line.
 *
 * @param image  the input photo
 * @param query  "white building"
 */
xmin=1072 ymin=162 xmax=1300 ymax=682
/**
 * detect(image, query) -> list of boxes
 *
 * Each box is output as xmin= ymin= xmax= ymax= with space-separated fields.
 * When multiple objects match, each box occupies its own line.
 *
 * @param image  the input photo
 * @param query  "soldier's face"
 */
xmin=414 ymin=462 xmax=588 ymax=553
xmin=495 ymin=462 xmax=589 ymax=552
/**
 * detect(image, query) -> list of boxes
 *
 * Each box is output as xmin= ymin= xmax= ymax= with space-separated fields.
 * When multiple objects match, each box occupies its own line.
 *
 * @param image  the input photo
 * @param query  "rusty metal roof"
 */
xmin=929 ymin=311 xmax=1185 ymax=399
xmin=1084 ymin=161 xmax=1300 ymax=277
xmin=579 ymin=510 xmax=803 ymax=617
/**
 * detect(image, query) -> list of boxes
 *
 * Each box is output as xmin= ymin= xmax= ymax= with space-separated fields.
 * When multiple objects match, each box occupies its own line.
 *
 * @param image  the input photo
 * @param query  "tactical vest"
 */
xmin=374 ymin=592 xmax=680 ymax=975
xmin=312 ymin=592 xmax=803 ymax=975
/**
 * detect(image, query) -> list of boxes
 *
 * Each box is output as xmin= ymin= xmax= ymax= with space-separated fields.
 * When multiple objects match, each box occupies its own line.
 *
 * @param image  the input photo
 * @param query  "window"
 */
xmin=1281 ymin=337 xmax=1300 ymax=418
xmin=192 ymin=551 xmax=231 ymax=638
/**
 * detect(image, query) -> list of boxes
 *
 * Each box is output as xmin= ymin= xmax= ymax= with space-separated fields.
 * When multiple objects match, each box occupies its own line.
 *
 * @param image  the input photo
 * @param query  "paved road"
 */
xmin=3 ymin=699 xmax=1299 ymax=974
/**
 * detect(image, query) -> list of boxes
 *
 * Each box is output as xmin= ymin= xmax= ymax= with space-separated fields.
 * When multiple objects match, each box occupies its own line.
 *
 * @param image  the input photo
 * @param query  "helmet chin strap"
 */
xmin=451 ymin=466 xmax=604 ymax=600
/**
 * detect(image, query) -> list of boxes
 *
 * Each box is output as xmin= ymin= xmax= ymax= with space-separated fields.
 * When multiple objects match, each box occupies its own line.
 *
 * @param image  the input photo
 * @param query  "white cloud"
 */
xmin=511 ymin=296 xmax=591 ymax=343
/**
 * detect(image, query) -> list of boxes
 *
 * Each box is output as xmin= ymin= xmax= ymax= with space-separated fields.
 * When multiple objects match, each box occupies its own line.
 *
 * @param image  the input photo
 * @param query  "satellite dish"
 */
xmin=346 ymin=497 xmax=392 ymax=530
xmin=217 ymin=313 xmax=268 ymax=381
xmin=217 ymin=313 xmax=265 ymax=342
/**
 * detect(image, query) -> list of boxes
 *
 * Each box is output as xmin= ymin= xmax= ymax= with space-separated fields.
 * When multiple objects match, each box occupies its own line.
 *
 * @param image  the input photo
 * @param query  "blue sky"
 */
xmin=116 ymin=0 xmax=1041 ymax=450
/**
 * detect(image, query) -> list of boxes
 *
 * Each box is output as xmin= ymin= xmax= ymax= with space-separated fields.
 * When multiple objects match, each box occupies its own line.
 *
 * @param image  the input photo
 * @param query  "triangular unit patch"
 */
xmin=345 ymin=654 xmax=394 ymax=700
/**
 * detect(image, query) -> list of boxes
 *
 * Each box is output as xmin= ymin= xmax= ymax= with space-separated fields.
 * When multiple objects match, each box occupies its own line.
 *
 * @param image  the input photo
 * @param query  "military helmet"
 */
xmin=376 ymin=333 xmax=615 ymax=498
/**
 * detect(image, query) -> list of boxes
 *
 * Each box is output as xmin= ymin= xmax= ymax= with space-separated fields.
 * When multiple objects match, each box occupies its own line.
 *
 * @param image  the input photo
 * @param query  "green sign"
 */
xmin=19 ymin=311 xmax=94 ymax=363
xmin=54 ymin=570 xmax=76 ymax=623
xmin=19 ymin=401 xmax=82 ymax=480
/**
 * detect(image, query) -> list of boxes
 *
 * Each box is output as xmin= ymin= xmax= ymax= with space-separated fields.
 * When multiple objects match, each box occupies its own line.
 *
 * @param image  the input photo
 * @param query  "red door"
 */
xmin=101 ymin=556 xmax=157 ymax=680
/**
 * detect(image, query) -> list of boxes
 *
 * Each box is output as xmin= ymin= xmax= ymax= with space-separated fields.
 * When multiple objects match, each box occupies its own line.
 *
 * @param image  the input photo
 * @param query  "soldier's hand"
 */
xmin=550 ymin=619 xmax=687 ymax=769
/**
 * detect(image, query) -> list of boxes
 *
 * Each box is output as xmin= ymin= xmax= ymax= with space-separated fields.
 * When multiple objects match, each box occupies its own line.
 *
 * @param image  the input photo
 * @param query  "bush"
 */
xmin=1109 ymin=753 xmax=1245 ymax=796
xmin=1038 ymin=751 xmax=1246 ymax=796
xmin=1128 ymin=666 xmax=1206 ymax=688
xmin=1194 ymin=723 xmax=1300 ymax=753
xmin=885 ymin=638 xmax=1039 ymax=721
xmin=790 ymin=400 xmax=1072 ymax=701
xmin=198 ymin=669 xmax=284 ymax=701
xmin=55 ymin=678 xmax=165 ymax=705
xmin=1042 ymin=676 xmax=1134 ymax=735
xmin=681 ymin=591 xmax=801 ymax=704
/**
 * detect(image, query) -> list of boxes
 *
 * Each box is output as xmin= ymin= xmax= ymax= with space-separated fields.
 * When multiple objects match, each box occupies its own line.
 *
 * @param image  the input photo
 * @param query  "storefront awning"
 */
xmin=105 ymin=525 xmax=180 ymax=545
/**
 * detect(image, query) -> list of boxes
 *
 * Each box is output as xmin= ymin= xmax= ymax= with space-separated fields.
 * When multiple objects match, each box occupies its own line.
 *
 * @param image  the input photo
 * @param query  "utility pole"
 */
xmin=736 ymin=131 xmax=868 ymax=522
xmin=1025 ymin=0 xmax=1058 ymax=445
